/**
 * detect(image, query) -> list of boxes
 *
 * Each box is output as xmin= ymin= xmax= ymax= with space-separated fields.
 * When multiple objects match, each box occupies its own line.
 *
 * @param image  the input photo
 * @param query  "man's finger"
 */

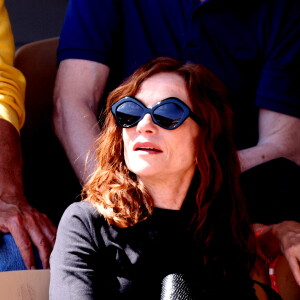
xmin=38 ymin=214 xmax=57 ymax=247
xmin=285 ymin=254 xmax=300 ymax=286
xmin=9 ymin=224 xmax=36 ymax=269
xmin=24 ymin=216 xmax=54 ymax=269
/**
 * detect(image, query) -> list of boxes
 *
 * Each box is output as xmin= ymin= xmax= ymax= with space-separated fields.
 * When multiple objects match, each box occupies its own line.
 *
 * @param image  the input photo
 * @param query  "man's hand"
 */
xmin=0 ymin=195 xmax=56 ymax=269
xmin=0 ymin=119 xmax=56 ymax=269
xmin=273 ymin=221 xmax=300 ymax=286
xmin=255 ymin=222 xmax=300 ymax=287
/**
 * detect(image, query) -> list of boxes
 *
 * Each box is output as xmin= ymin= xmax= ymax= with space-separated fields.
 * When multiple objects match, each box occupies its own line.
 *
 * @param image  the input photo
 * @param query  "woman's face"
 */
xmin=122 ymin=72 xmax=200 ymax=182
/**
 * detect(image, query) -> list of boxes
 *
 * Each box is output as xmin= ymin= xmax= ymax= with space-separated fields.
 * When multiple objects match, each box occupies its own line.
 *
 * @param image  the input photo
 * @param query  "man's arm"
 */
xmin=53 ymin=59 xmax=110 ymax=185
xmin=0 ymin=0 xmax=56 ymax=269
xmin=0 ymin=119 xmax=56 ymax=269
xmin=239 ymin=109 xmax=300 ymax=285
xmin=238 ymin=108 xmax=300 ymax=172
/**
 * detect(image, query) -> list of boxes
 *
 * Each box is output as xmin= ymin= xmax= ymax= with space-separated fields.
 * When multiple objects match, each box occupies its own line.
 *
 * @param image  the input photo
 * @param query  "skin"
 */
xmin=254 ymin=221 xmax=300 ymax=287
xmin=0 ymin=119 xmax=56 ymax=269
xmin=122 ymin=72 xmax=200 ymax=209
xmin=239 ymin=109 xmax=300 ymax=172
xmin=53 ymin=59 xmax=110 ymax=185
xmin=53 ymin=59 xmax=300 ymax=284
xmin=0 ymin=0 xmax=56 ymax=269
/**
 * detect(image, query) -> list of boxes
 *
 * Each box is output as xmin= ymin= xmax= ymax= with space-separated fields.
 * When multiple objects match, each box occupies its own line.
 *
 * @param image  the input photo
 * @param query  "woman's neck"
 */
xmin=138 ymin=169 xmax=195 ymax=210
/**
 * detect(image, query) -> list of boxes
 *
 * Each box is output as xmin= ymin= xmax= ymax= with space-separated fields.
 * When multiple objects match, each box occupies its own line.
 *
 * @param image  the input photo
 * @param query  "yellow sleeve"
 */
xmin=0 ymin=0 xmax=25 ymax=133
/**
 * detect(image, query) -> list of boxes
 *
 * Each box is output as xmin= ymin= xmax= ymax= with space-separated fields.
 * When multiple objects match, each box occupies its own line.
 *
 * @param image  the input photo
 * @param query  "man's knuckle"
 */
xmin=9 ymin=214 xmax=23 ymax=227
xmin=39 ymin=237 xmax=46 ymax=247
xmin=39 ymin=237 xmax=52 ymax=249
xmin=18 ymin=240 xmax=32 ymax=250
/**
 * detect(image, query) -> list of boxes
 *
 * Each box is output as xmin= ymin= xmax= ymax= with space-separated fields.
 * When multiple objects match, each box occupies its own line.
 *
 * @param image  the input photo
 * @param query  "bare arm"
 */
xmin=0 ymin=1 xmax=56 ymax=269
xmin=0 ymin=119 xmax=56 ymax=269
xmin=241 ymin=109 xmax=300 ymax=285
xmin=53 ymin=59 xmax=110 ymax=185
xmin=238 ymin=108 xmax=300 ymax=172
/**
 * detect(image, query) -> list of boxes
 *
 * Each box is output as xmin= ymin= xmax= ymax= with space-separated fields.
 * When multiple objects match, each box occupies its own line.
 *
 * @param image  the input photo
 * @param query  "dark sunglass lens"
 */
xmin=153 ymin=103 xmax=184 ymax=128
xmin=116 ymin=102 xmax=143 ymax=127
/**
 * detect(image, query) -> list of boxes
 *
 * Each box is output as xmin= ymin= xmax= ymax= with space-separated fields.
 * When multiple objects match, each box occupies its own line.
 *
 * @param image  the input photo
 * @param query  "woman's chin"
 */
xmin=129 ymin=165 xmax=163 ymax=179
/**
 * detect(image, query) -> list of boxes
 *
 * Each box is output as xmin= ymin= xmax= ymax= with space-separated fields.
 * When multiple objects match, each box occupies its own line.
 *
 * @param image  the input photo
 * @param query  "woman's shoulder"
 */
xmin=64 ymin=200 xmax=98 ymax=215
xmin=59 ymin=200 xmax=106 ymax=229
xmin=62 ymin=200 xmax=98 ymax=216
xmin=57 ymin=201 xmax=111 ymax=249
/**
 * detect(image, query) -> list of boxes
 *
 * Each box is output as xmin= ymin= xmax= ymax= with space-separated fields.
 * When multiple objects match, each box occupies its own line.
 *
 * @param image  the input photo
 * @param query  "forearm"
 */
xmin=239 ymin=143 xmax=285 ymax=172
xmin=0 ymin=120 xmax=57 ymax=269
xmin=53 ymin=59 xmax=110 ymax=185
xmin=53 ymin=101 xmax=100 ymax=185
xmin=0 ymin=119 xmax=24 ymax=198
xmin=238 ymin=109 xmax=300 ymax=172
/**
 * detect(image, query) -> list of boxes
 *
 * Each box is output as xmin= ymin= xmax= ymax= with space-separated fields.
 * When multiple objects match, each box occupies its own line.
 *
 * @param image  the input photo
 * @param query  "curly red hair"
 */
xmin=83 ymin=57 xmax=255 ymax=272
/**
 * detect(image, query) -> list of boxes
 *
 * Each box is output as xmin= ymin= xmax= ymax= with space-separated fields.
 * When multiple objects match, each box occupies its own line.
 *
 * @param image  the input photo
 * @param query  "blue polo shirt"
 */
xmin=58 ymin=0 xmax=300 ymax=150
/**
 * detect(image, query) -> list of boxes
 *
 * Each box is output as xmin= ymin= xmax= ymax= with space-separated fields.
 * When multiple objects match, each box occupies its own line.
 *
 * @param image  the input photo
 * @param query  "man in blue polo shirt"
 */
xmin=53 ymin=0 xmax=300 ymax=288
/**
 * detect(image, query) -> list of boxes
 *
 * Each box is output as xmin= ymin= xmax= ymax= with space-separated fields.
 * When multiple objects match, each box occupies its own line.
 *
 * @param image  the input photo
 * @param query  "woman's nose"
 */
xmin=136 ymin=113 xmax=158 ymax=134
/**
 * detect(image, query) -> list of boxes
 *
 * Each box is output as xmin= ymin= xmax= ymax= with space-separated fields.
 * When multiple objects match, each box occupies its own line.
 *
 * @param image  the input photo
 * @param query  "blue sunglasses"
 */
xmin=111 ymin=96 xmax=202 ymax=130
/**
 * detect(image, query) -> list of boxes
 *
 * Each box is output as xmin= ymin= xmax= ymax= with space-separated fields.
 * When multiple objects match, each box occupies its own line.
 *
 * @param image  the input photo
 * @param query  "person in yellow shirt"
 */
xmin=0 ymin=0 xmax=56 ymax=271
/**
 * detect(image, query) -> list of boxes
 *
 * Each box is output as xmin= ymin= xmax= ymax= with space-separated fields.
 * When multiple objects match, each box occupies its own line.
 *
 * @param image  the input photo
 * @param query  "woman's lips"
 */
xmin=133 ymin=142 xmax=163 ymax=153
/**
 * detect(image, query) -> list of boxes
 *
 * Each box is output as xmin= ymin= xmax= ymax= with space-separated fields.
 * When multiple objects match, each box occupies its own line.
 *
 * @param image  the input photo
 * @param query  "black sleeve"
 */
xmin=49 ymin=202 xmax=108 ymax=300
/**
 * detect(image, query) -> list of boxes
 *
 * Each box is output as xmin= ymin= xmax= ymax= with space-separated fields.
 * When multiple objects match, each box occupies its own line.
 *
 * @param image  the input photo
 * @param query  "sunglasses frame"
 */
xmin=111 ymin=96 xmax=202 ymax=130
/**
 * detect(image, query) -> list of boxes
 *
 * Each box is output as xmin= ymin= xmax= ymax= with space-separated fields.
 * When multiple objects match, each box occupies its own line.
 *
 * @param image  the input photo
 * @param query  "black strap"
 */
xmin=253 ymin=280 xmax=283 ymax=300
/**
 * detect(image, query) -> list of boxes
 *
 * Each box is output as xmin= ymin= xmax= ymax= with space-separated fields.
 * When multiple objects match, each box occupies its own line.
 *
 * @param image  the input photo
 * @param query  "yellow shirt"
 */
xmin=0 ymin=0 xmax=25 ymax=132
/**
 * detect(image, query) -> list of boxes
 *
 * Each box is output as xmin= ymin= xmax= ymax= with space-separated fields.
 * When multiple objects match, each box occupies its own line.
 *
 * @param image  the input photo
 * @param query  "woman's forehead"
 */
xmin=135 ymin=72 xmax=191 ymax=108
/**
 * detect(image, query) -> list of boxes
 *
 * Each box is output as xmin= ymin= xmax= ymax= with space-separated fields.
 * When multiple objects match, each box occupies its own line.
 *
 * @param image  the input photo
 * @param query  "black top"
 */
xmin=49 ymin=200 xmax=257 ymax=299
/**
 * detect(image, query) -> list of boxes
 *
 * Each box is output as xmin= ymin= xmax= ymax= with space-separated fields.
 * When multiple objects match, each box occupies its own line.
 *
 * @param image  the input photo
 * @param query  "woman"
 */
xmin=50 ymin=57 xmax=260 ymax=299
